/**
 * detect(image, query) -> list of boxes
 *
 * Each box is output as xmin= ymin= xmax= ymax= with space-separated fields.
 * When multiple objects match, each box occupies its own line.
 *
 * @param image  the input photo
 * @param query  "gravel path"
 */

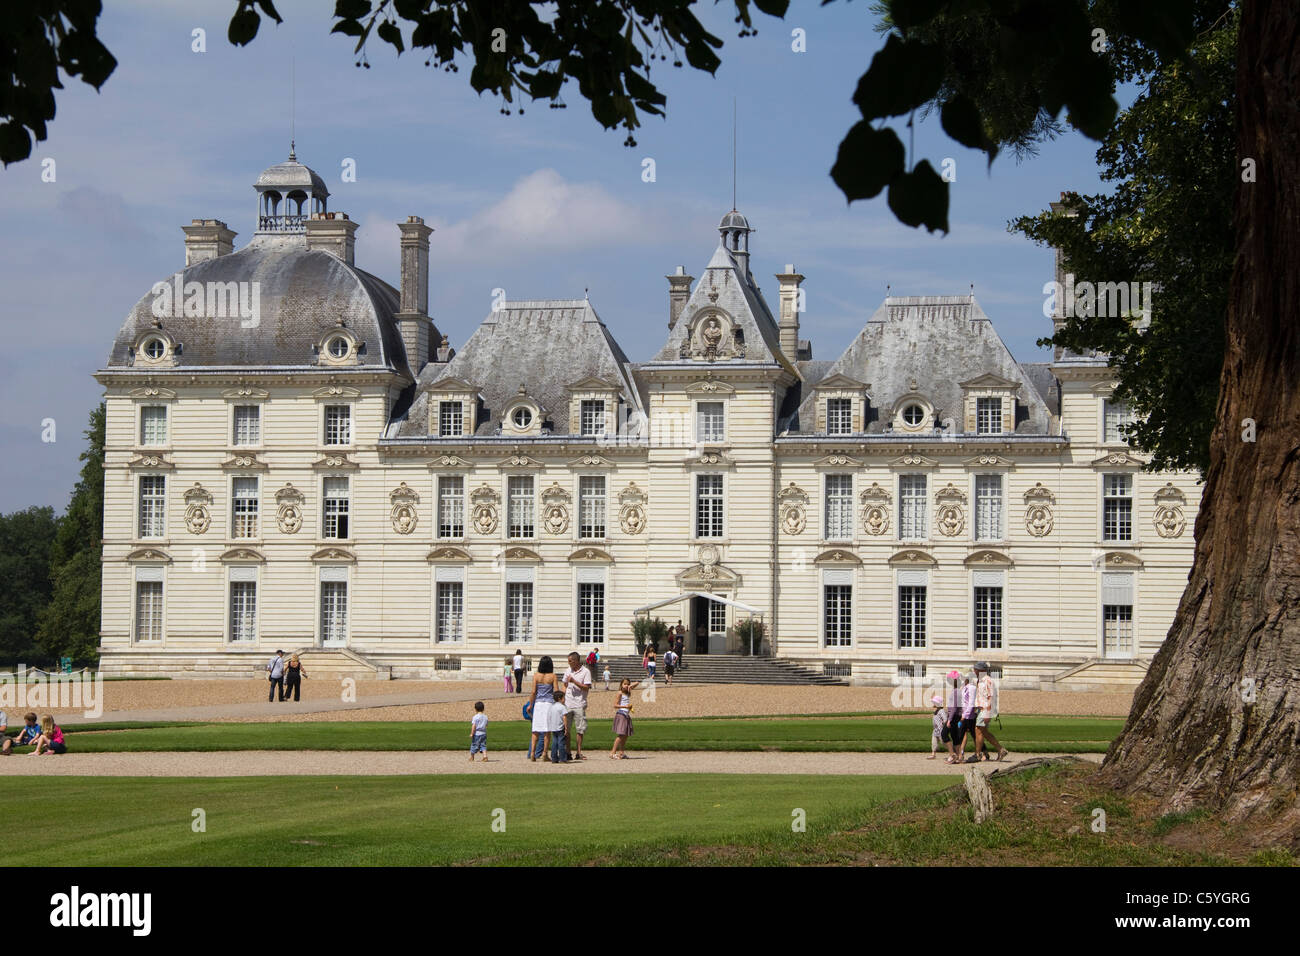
xmin=0 ymin=750 xmax=1102 ymax=777
xmin=57 ymin=681 xmax=1135 ymax=725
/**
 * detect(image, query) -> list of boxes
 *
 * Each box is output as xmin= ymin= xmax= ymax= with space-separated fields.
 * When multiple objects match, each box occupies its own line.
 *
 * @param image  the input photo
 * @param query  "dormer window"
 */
xmin=439 ymin=401 xmax=464 ymax=438
xmin=580 ymin=400 xmax=607 ymax=436
xmin=502 ymin=391 xmax=543 ymax=436
xmin=133 ymin=327 xmax=180 ymax=367
xmin=976 ymin=397 xmax=1003 ymax=435
xmin=826 ymin=399 xmax=853 ymax=435
xmin=327 ymin=336 xmax=350 ymax=359
xmin=144 ymin=338 xmax=166 ymax=360
xmin=513 ymin=407 xmax=533 ymax=429
xmin=902 ymin=404 xmax=925 ymax=427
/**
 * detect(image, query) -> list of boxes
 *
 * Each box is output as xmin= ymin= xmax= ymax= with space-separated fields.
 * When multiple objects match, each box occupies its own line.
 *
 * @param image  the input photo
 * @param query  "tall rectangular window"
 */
xmin=1103 ymin=473 xmax=1133 ymax=541
xmin=233 ymin=405 xmax=261 ymax=445
xmin=321 ymin=581 xmax=348 ymax=643
xmin=899 ymin=474 xmax=927 ymax=540
xmin=974 ymin=586 xmax=1003 ymax=650
xmin=825 ymin=474 xmax=853 ymax=540
xmin=508 ymin=476 xmax=535 ymax=538
xmin=506 ymin=582 xmax=534 ymax=642
xmin=974 ymin=474 xmax=1003 ymax=541
xmin=134 ymin=580 xmax=163 ymax=642
xmin=697 ymin=402 xmax=725 ymax=442
xmin=708 ymin=599 xmax=727 ymax=635
xmin=578 ymin=582 xmax=604 ymax=643
xmin=826 ymin=398 xmax=853 ymax=435
xmin=324 ymin=405 xmax=352 ymax=446
xmin=231 ymin=477 xmax=259 ymax=538
xmin=1104 ymin=400 xmax=1134 ymax=443
xmin=695 ymin=474 xmax=724 ymax=538
xmin=439 ymin=401 xmax=463 ymax=437
xmin=436 ymin=582 xmax=464 ymax=642
xmin=437 ymin=476 xmax=464 ymax=538
xmin=976 ymin=397 xmax=1002 ymax=435
xmin=578 ymin=476 xmax=606 ymax=539
xmin=823 ymin=584 xmax=852 ymax=646
xmin=1102 ymin=573 xmax=1134 ymax=657
xmin=140 ymin=405 xmax=168 ymax=446
xmin=229 ymin=581 xmax=257 ymax=642
xmin=898 ymin=585 xmax=927 ymax=648
xmin=138 ymin=475 xmax=166 ymax=538
xmin=580 ymin=400 xmax=606 ymax=436
xmin=322 ymin=477 xmax=350 ymax=539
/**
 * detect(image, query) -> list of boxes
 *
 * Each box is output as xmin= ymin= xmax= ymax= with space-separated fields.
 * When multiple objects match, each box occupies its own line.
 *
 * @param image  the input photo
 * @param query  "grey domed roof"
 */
xmin=719 ymin=209 xmax=751 ymax=230
xmin=106 ymin=238 xmax=407 ymax=375
xmin=254 ymin=158 xmax=329 ymax=197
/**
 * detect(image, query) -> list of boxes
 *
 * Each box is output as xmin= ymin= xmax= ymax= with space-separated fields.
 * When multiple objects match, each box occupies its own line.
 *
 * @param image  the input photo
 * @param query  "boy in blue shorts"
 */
xmin=469 ymin=701 xmax=488 ymax=762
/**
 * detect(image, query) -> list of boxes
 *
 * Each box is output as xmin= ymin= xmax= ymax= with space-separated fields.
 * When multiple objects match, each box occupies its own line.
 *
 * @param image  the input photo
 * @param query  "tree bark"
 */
xmin=1099 ymin=0 xmax=1300 ymax=844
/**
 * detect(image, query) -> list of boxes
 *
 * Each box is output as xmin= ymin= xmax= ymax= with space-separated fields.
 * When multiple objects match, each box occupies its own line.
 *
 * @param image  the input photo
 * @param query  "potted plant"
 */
xmin=729 ymin=618 xmax=766 ymax=656
xmin=631 ymin=616 xmax=669 ymax=654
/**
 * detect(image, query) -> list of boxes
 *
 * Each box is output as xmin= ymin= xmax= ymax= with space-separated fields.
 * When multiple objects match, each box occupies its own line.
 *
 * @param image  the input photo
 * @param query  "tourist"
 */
xmin=944 ymin=670 xmax=964 ymax=764
xmin=283 ymin=654 xmax=307 ymax=701
xmin=585 ymin=647 xmax=599 ymax=674
xmin=643 ymin=645 xmax=656 ymax=681
xmin=956 ymin=674 xmax=979 ymax=763
xmin=266 ymin=649 xmax=286 ymax=702
xmin=503 ymin=659 xmax=514 ymax=693
xmin=512 ymin=648 xmax=525 ymax=694
xmin=973 ymin=662 xmax=1008 ymax=761
xmin=695 ymin=622 xmax=707 ymax=655
xmin=528 ymin=656 xmax=559 ymax=762
xmin=603 ymin=663 xmax=611 ymax=690
xmin=674 ymin=628 xmax=686 ymax=670
xmin=929 ymin=694 xmax=955 ymax=761
xmin=610 ymin=677 xmax=640 ymax=759
xmin=663 ymin=646 xmax=677 ymax=685
xmin=561 ymin=651 xmax=592 ymax=760
xmin=1 ymin=712 xmax=40 ymax=755
xmin=548 ymin=692 xmax=570 ymax=763
xmin=469 ymin=700 xmax=488 ymax=762
xmin=30 ymin=715 xmax=66 ymax=755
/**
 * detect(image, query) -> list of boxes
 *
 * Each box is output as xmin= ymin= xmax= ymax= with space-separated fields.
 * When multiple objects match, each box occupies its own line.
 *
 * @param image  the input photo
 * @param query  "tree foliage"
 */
xmin=1011 ymin=10 xmax=1237 ymax=475
xmin=37 ymin=404 xmax=105 ymax=666
xmin=0 ymin=506 xmax=59 ymax=665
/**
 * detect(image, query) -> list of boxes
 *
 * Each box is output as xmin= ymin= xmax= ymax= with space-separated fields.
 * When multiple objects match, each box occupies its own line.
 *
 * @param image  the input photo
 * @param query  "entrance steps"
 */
xmin=599 ymin=655 xmax=846 ymax=686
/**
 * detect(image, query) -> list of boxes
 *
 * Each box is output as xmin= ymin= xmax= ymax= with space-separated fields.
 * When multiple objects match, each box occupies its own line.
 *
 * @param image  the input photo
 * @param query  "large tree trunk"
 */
xmin=1099 ymin=0 xmax=1300 ymax=843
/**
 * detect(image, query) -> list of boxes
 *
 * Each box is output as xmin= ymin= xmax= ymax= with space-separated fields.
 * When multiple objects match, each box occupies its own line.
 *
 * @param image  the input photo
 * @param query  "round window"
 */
xmin=902 ymin=404 xmax=925 ymax=426
xmin=512 ymin=407 xmax=533 ymax=429
xmin=143 ymin=337 xmax=166 ymax=360
xmin=327 ymin=336 xmax=350 ymax=358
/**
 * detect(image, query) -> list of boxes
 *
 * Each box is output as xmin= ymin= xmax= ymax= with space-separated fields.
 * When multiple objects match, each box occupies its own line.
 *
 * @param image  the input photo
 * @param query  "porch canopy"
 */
xmin=632 ymin=592 xmax=764 ymax=617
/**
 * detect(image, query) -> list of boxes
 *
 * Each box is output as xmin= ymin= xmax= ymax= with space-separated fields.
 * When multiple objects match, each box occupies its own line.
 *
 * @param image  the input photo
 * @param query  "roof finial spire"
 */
xmin=288 ymin=56 xmax=296 ymax=160
xmin=731 ymin=96 xmax=737 ymax=211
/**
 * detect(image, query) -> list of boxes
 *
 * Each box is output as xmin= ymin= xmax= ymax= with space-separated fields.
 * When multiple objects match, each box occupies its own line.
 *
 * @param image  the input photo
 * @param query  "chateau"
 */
xmin=96 ymin=153 xmax=1201 ymax=687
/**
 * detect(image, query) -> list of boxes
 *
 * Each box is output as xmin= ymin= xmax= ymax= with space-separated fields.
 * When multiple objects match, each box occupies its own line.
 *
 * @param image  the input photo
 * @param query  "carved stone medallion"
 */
xmin=934 ymin=482 xmax=967 ymax=537
xmin=389 ymin=482 xmax=420 ymax=535
xmin=470 ymin=484 xmax=500 ymax=535
xmin=1023 ymin=482 xmax=1055 ymax=537
xmin=541 ymin=482 xmax=571 ymax=535
xmin=618 ymin=482 xmax=648 ymax=535
xmin=777 ymin=482 xmax=808 ymax=535
xmin=1153 ymin=482 xmax=1187 ymax=538
xmin=859 ymin=482 xmax=891 ymax=536
xmin=275 ymin=483 xmax=304 ymax=534
xmin=183 ymin=482 xmax=212 ymax=535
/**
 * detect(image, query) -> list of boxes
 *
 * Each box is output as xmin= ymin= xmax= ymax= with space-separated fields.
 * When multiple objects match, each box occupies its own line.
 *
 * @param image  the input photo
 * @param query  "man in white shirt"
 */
xmin=512 ymin=650 xmax=525 ymax=694
xmin=266 ymin=650 xmax=286 ymax=702
xmin=561 ymin=651 xmax=593 ymax=760
xmin=973 ymin=662 xmax=1008 ymax=761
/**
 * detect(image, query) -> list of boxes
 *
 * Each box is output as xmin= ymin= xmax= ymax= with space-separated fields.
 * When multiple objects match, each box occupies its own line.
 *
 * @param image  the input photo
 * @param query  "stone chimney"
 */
xmin=305 ymin=212 xmax=357 ymax=265
xmin=396 ymin=216 xmax=435 ymax=373
xmin=776 ymin=264 xmax=805 ymax=361
xmin=667 ymin=266 xmax=693 ymax=330
xmin=182 ymin=219 xmax=235 ymax=266
xmin=435 ymin=334 xmax=455 ymax=363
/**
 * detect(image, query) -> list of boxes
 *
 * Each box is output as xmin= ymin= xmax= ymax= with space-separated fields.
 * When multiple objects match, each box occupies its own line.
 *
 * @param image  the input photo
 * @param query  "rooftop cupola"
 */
xmin=253 ymin=144 xmax=330 ymax=234
xmin=719 ymin=209 xmax=753 ymax=280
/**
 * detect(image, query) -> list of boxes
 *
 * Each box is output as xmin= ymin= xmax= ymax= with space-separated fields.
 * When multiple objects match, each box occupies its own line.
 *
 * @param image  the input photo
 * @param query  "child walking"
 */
xmin=929 ymin=694 xmax=954 ymax=760
xmin=469 ymin=701 xmax=488 ymax=762
xmin=603 ymin=664 xmax=611 ymax=690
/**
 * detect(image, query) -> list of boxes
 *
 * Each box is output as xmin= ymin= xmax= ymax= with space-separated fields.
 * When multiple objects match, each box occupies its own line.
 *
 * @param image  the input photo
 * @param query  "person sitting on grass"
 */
xmin=1 ymin=712 xmax=40 ymax=755
xmin=29 ymin=715 xmax=66 ymax=756
xmin=609 ymin=677 xmax=640 ymax=760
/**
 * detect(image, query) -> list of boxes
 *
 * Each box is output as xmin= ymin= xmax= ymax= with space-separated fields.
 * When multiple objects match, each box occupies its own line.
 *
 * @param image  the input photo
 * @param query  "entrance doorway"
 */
xmin=690 ymin=595 xmax=727 ymax=654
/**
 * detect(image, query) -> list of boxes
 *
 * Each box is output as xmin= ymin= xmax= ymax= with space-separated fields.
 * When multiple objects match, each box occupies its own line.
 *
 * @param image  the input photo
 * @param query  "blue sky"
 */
xmin=0 ymin=0 xmax=1115 ymax=513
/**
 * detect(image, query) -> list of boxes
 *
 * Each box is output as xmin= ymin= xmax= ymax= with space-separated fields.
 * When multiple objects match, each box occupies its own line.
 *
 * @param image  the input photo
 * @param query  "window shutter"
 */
xmin=965 ymin=399 xmax=976 ymax=432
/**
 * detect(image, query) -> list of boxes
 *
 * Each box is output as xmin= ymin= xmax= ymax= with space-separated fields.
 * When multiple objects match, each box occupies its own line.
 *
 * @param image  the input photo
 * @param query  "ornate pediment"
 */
xmin=422 ymin=376 xmax=478 ymax=394
xmin=888 ymin=549 xmax=937 ymax=566
xmin=565 ymin=375 xmax=622 ymax=393
xmin=311 ymin=384 xmax=362 ymax=400
xmin=684 ymin=379 xmax=736 ymax=394
xmin=568 ymin=454 xmax=611 ymax=469
xmin=965 ymin=454 xmax=1014 ymax=469
xmin=220 ymin=547 xmax=265 ymax=564
xmin=223 ymin=453 xmax=268 ymax=471
xmin=220 ymin=385 xmax=269 ymax=401
xmin=957 ymin=373 xmax=1020 ymax=390
xmin=1092 ymin=450 xmax=1148 ymax=468
xmin=498 ymin=453 xmax=543 ymax=469
xmin=889 ymin=454 xmax=938 ymax=469
xmin=129 ymin=385 xmax=178 ymax=400
xmin=568 ymin=547 xmax=614 ymax=563
xmin=812 ymin=372 xmax=869 ymax=392
xmin=311 ymin=547 xmax=357 ymax=563
xmin=676 ymin=562 xmax=741 ymax=588
xmin=814 ymin=549 xmax=862 ymax=566
xmin=427 ymin=454 xmax=472 ymax=469
xmin=426 ymin=546 xmax=472 ymax=562
xmin=128 ymin=453 xmax=174 ymax=471
xmin=1098 ymin=550 xmax=1144 ymax=569
xmin=125 ymin=548 xmax=171 ymax=563
xmin=313 ymin=453 xmax=358 ymax=471
xmin=815 ymin=452 xmax=861 ymax=469
xmin=501 ymin=546 xmax=541 ymax=562
xmin=964 ymin=549 xmax=1013 ymax=567
xmin=689 ymin=448 xmax=734 ymax=468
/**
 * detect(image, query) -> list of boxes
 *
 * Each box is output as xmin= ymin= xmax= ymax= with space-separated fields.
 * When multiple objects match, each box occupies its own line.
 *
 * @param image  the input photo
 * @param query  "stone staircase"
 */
xmin=599 ymin=655 xmax=847 ymax=686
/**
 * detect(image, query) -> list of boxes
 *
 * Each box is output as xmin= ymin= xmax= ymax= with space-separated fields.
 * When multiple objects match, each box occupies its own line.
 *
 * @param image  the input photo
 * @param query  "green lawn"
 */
xmin=0 ymin=774 xmax=950 ymax=866
xmin=50 ymin=715 xmax=1121 ymax=753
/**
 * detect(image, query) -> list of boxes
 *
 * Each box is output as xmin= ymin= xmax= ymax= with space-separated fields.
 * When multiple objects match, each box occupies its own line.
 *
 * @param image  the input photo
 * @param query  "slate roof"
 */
xmin=105 ymin=235 xmax=410 ymax=376
xmin=786 ymin=296 xmax=1053 ymax=435
xmin=1019 ymin=362 xmax=1060 ymax=417
xmin=397 ymin=299 xmax=641 ymax=437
